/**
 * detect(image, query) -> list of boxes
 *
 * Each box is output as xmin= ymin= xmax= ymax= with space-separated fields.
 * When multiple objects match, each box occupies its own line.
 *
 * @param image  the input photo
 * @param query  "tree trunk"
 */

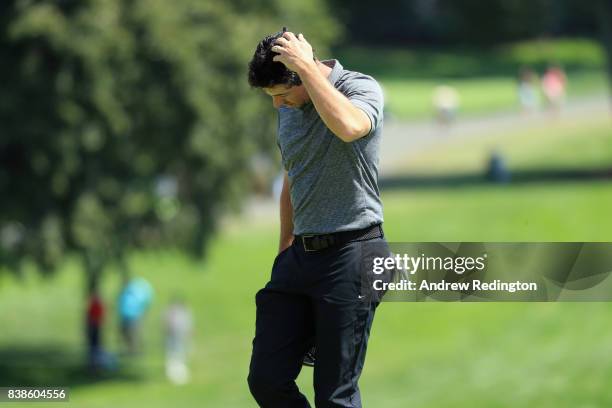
xmin=84 ymin=251 xmax=104 ymax=295
xmin=597 ymin=0 xmax=612 ymax=109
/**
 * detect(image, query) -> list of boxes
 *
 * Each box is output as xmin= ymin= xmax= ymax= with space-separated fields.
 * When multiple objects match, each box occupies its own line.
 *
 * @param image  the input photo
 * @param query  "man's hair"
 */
xmin=248 ymin=28 xmax=303 ymax=88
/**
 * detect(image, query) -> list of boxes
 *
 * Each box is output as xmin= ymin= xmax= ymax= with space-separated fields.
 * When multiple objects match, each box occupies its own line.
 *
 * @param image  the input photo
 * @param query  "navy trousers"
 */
xmin=248 ymin=233 xmax=388 ymax=407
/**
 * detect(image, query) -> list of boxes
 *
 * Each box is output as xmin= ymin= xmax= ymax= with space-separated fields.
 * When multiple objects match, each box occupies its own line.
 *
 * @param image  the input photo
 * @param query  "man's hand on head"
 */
xmin=271 ymin=32 xmax=316 ymax=75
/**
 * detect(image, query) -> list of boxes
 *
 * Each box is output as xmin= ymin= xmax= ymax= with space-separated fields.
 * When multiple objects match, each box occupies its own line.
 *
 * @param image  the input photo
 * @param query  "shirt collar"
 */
xmin=322 ymin=59 xmax=343 ymax=86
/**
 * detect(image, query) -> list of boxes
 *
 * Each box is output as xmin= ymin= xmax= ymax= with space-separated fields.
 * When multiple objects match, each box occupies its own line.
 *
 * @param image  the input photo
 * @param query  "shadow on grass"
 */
xmin=380 ymin=167 xmax=612 ymax=190
xmin=0 ymin=344 xmax=145 ymax=387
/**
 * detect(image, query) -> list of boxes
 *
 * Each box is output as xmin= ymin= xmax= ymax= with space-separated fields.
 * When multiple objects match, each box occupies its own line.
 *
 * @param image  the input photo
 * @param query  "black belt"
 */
xmin=296 ymin=224 xmax=383 ymax=252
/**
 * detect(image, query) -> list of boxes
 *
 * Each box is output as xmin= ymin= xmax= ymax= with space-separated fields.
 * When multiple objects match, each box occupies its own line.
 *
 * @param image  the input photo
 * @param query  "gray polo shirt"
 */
xmin=277 ymin=59 xmax=384 ymax=235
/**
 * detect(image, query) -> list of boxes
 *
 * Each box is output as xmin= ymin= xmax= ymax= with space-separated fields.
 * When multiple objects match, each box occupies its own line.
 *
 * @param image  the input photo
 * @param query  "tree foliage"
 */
xmin=0 ymin=0 xmax=339 ymax=281
xmin=329 ymin=0 xmax=612 ymax=102
xmin=328 ymin=0 xmax=599 ymax=46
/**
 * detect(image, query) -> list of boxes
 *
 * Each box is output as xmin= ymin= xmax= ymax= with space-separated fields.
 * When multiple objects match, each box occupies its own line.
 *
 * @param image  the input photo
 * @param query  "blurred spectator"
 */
xmin=517 ymin=67 xmax=540 ymax=113
xmin=433 ymin=85 xmax=460 ymax=124
xmin=86 ymin=286 xmax=105 ymax=370
xmin=164 ymin=296 xmax=193 ymax=385
xmin=118 ymin=277 xmax=154 ymax=354
xmin=486 ymin=151 xmax=511 ymax=183
xmin=542 ymin=65 xmax=567 ymax=113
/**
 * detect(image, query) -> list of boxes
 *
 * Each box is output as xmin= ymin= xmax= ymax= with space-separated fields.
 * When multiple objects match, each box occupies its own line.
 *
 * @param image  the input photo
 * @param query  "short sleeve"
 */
xmin=342 ymin=74 xmax=384 ymax=135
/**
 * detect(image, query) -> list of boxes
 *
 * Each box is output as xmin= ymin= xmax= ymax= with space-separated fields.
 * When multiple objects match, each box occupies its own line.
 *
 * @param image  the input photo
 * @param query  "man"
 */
xmin=247 ymin=28 xmax=388 ymax=407
xmin=164 ymin=296 xmax=193 ymax=385
xmin=85 ymin=286 xmax=105 ymax=370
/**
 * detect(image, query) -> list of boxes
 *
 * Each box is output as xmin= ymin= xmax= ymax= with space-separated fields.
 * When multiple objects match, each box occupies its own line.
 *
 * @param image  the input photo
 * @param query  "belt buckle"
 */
xmin=302 ymin=235 xmax=316 ymax=252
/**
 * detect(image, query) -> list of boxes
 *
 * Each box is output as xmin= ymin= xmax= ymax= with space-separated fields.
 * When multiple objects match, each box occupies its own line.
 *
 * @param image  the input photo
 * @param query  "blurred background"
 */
xmin=1 ymin=0 xmax=612 ymax=407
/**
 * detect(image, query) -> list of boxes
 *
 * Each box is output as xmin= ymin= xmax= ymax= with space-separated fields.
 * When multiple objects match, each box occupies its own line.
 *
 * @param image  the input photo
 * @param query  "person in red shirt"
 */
xmin=86 ymin=287 xmax=105 ymax=369
xmin=542 ymin=65 xmax=567 ymax=113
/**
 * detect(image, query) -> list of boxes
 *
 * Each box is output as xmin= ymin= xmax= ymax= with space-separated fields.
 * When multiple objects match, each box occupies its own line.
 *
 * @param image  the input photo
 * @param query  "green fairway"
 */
xmin=1 ymin=179 xmax=612 ymax=407
xmin=396 ymin=115 xmax=612 ymax=175
xmin=382 ymin=182 xmax=612 ymax=242
xmin=380 ymin=71 xmax=607 ymax=120
xmin=335 ymin=38 xmax=609 ymax=120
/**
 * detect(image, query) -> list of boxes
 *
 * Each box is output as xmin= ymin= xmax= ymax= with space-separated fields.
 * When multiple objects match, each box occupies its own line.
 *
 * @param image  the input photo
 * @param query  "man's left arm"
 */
xmin=272 ymin=32 xmax=375 ymax=143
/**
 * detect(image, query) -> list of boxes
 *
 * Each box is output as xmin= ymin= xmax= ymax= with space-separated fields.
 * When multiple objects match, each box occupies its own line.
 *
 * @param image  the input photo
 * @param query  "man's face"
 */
xmin=263 ymin=84 xmax=309 ymax=109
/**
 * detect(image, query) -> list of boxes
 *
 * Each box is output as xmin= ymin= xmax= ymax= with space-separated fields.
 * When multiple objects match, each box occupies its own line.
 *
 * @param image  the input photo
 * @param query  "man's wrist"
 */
xmin=278 ymin=236 xmax=294 ymax=253
xmin=294 ymin=60 xmax=318 ymax=81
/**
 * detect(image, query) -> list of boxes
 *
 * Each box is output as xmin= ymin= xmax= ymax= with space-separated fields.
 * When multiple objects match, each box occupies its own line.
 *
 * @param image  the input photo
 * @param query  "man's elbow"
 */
xmin=335 ymin=122 xmax=370 ymax=143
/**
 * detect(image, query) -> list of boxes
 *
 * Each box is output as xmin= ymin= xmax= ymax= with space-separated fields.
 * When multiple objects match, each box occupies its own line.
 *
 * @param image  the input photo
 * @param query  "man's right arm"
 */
xmin=279 ymin=171 xmax=294 ymax=254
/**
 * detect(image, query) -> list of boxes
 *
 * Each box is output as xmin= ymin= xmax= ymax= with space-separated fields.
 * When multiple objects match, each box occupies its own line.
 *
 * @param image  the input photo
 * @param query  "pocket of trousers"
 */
xmin=269 ymin=243 xmax=296 ymax=287
xmin=272 ymin=244 xmax=292 ymax=269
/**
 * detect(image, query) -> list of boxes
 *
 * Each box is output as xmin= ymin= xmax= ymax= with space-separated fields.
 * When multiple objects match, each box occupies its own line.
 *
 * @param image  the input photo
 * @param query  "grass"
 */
xmin=394 ymin=115 xmax=612 ymax=175
xmin=1 ymin=178 xmax=612 ymax=407
xmin=382 ymin=182 xmax=612 ymax=242
xmin=333 ymin=38 xmax=610 ymax=120
xmin=380 ymin=71 xmax=608 ymax=120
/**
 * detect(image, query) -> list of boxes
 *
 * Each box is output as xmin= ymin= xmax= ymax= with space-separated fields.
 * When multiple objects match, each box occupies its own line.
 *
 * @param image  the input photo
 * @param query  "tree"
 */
xmin=595 ymin=0 xmax=612 ymax=102
xmin=327 ymin=0 xmax=599 ymax=46
xmin=0 ymin=0 xmax=339 ymax=286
